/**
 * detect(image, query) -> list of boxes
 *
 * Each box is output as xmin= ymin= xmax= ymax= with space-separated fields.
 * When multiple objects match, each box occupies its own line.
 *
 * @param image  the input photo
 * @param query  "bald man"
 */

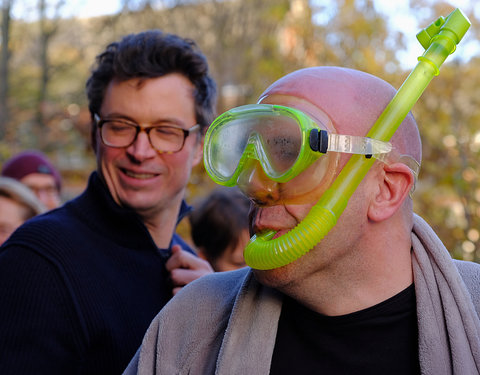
xmin=124 ymin=67 xmax=480 ymax=375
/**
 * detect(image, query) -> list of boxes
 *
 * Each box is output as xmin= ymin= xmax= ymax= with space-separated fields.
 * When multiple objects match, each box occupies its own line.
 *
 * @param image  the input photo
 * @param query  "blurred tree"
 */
xmin=92 ymin=0 xmax=294 ymax=111
xmin=413 ymin=58 xmax=480 ymax=262
xmin=0 ymin=0 xmax=13 ymax=141
xmin=35 ymin=0 xmax=65 ymax=146
xmin=310 ymin=0 xmax=405 ymax=85
xmin=391 ymin=0 xmax=480 ymax=261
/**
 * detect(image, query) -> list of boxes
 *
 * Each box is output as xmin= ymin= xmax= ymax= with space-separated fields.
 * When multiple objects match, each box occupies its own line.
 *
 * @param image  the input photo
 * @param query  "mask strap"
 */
xmin=310 ymin=129 xmax=393 ymax=157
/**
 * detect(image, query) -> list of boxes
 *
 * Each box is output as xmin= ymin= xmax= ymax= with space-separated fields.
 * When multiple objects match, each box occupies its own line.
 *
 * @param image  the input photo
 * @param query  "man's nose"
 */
xmin=237 ymin=161 xmax=281 ymax=206
xmin=126 ymin=130 xmax=157 ymax=160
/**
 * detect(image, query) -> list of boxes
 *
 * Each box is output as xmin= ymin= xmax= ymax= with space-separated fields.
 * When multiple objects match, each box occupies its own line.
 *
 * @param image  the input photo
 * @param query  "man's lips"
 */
xmin=273 ymin=229 xmax=289 ymax=239
xmin=121 ymin=168 xmax=159 ymax=179
xmin=254 ymin=228 xmax=289 ymax=240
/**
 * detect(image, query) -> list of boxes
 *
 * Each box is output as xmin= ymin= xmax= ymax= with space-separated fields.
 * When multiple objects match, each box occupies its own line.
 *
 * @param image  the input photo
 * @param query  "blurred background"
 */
xmin=1 ymin=0 xmax=480 ymax=261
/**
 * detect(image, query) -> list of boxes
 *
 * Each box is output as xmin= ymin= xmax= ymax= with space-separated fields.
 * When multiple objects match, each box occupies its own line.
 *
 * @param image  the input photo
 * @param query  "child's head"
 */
xmin=189 ymin=188 xmax=251 ymax=272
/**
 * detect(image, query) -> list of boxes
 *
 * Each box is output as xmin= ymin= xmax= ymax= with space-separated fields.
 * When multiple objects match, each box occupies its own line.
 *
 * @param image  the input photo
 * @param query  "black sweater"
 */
xmin=0 ymin=172 xmax=194 ymax=374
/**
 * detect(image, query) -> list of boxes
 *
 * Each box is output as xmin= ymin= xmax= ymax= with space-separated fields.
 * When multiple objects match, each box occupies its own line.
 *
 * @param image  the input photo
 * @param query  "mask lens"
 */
xmin=256 ymin=115 xmax=302 ymax=175
xmin=207 ymin=111 xmax=303 ymax=182
xmin=205 ymin=103 xmax=340 ymax=204
xmin=209 ymin=118 xmax=250 ymax=180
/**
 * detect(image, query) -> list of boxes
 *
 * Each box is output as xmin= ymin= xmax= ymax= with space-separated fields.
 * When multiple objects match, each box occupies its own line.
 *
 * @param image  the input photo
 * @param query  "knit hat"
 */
xmin=0 ymin=176 xmax=46 ymax=216
xmin=1 ymin=150 xmax=62 ymax=191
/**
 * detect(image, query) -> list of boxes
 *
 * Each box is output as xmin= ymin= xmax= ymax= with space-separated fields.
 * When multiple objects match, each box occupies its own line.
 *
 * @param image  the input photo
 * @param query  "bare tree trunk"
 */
xmin=0 ymin=0 xmax=12 ymax=139
xmin=35 ymin=0 xmax=65 ymax=147
xmin=36 ymin=0 xmax=49 ymax=137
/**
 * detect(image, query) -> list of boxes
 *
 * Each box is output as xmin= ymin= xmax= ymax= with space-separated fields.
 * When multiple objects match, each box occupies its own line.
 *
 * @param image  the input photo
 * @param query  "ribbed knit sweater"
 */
xmin=0 ymin=171 xmax=195 ymax=374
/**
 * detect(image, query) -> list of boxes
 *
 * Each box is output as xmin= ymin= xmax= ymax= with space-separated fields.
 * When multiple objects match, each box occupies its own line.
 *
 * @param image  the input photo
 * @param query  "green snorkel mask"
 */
xmin=204 ymin=8 xmax=470 ymax=270
xmin=204 ymin=103 xmax=419 ymax=203
xmin=205 ymin=104 xmax=402 ymax=180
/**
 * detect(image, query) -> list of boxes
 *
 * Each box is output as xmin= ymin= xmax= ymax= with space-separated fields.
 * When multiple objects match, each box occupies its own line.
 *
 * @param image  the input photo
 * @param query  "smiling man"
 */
xmin=0 ymin=30 xmax=216 ymax=374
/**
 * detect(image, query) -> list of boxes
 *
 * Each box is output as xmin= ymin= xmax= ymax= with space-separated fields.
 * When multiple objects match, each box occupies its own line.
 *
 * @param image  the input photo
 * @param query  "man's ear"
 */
xmin=192 ymin=135 xmax=204 ymax=166
xmin=367 ymin=163 xmax=415 ymax=222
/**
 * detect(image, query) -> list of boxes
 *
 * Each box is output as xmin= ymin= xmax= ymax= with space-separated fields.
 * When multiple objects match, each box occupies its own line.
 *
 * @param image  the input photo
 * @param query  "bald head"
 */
xmin=259 ymin=67 xmax=422 ymax=165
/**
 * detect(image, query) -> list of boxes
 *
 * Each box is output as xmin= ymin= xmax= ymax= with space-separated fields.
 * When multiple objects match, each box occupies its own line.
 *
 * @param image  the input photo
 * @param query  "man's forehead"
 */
xmin=258 ymin=94 xmax=336 ymax=134
xmin=259 ymin=67 xmax=356 ymax=102
xmin=258 ymin=67 xmax=398 ymax=136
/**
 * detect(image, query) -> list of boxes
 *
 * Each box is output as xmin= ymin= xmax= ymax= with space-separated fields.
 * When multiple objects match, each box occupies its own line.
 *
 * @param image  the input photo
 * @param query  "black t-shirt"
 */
xmin=270 ymin=284 xmax=420 ymax=375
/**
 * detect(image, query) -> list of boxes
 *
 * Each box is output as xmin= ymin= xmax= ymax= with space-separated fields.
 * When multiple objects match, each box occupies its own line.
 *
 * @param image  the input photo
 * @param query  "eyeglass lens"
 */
xmin=101 ymin=120 xmax=189 ymax=152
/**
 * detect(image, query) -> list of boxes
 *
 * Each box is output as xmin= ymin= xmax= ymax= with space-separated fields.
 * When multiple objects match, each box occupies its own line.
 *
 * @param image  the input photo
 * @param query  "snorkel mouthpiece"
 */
xmin=242 ymin=8 xmax=470 ymax=270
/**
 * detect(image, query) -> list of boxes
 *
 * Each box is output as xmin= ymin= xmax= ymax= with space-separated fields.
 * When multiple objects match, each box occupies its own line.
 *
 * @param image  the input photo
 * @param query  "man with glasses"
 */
xmin=124 ymin=67 xmax=480 ymax=375
xmin=0 ymin=30 xmax=215 ymax=374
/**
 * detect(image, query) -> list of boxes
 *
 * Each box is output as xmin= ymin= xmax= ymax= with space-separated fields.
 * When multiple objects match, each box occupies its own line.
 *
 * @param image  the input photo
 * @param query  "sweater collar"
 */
xmin=72 ymin=172 xmax=191 ymax=250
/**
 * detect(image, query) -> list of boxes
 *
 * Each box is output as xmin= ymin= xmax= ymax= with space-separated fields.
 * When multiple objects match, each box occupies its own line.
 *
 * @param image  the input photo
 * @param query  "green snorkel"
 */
xmin=241 ymin=8 xmax=471 ymax=270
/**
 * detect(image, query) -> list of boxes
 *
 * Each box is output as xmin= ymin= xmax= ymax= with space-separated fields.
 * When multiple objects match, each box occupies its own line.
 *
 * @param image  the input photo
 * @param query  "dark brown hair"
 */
xmin=189 ymin=188 xmax=251 ymax=263
xmin=86 ymin=30 xmax=217 ymax=145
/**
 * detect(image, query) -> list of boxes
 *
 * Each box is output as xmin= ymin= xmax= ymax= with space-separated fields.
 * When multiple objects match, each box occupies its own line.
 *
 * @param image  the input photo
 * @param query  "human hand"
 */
xmin=166 ymin=245 xmax=214 ymax=295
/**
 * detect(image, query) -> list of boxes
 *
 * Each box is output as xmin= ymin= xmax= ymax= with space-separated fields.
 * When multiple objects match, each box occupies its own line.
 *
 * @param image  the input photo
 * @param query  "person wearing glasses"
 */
xmin=124 ymin=67 xmax=480 ymax=375
xmin=0 ymin=30 xmax=215 ymax=375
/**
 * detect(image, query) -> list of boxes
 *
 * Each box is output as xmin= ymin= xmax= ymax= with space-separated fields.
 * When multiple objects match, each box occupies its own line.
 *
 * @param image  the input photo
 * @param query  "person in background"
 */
xmin=0 ymin=30 xmax=215 ymax=375
xmin=0 ymin=177 xmax=45 ymax=245
xmin=1 ymin=150 xmax=62 ymax=210
xmin=123 ymin=66 xmax=480 ymax=375
xmin=189 ymin=188 xmax=250 ymax=271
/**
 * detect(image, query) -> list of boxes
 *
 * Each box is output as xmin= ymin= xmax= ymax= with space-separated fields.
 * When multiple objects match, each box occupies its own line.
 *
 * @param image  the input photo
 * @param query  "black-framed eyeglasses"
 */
xmin=94 ymin=114 xmax=200 ymax=154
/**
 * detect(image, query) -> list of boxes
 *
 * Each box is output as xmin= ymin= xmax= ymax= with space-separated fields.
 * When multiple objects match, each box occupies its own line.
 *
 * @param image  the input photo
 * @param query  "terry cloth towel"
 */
xmin=124 ymin=214 xmax=480 ymax=375
xmin=412 ymin=213 xmax=480 ymax=375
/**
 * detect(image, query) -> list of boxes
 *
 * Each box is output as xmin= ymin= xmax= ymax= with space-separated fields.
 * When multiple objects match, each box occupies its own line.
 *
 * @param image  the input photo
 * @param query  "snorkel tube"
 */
xmin=244 ymin=8 xmax=471 ymax=270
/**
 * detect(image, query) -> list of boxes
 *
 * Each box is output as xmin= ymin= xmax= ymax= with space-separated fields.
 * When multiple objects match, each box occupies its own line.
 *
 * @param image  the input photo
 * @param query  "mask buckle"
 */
xmin=309 ymin=129 xmax=328 ymax=153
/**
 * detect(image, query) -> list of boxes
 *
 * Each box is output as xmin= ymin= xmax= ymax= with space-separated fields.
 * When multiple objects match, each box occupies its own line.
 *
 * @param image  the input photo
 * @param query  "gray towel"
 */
xmin=413 ymin=214 xmax=480 ymax=374
xmin=124 ymin=214 xmax=480 ymax=374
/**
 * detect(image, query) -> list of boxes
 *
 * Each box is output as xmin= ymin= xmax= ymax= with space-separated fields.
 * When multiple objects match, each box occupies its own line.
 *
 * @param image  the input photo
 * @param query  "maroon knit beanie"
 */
xmin=1 ymin=150 xmax=62 ymax=191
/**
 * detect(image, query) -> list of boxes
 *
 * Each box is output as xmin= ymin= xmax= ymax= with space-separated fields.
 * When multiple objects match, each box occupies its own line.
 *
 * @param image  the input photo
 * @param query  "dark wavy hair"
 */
xmin=86 ymin=30 xmax=217 ymax=144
